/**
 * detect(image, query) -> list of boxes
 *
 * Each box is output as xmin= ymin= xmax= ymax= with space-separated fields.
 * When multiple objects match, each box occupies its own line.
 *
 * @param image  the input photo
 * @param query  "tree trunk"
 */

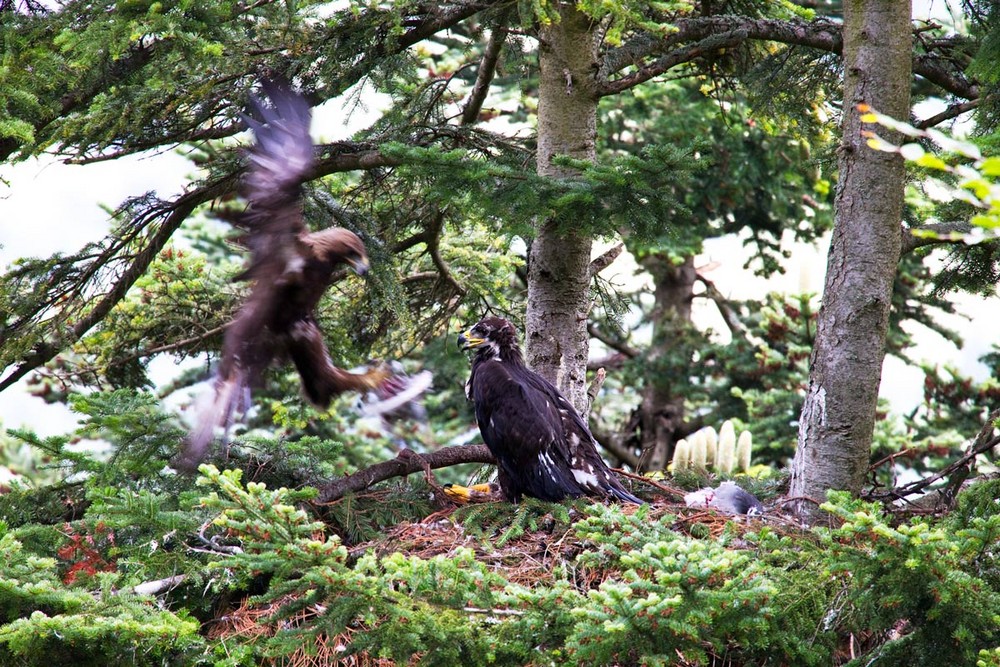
xmin=789 ymin=0 xmax=911 ymax=507
xmin=526 ymin=4 xmax=599 ymax=415
xmin=637 ymin=253 xmax=696 ymax=471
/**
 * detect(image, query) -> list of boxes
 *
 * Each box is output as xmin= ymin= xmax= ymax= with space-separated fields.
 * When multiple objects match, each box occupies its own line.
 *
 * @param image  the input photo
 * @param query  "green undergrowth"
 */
xmin=5 ymin=463 xmax=1000 ymax=665
xmin=3 ymin=395 xmax=1000 ymax=665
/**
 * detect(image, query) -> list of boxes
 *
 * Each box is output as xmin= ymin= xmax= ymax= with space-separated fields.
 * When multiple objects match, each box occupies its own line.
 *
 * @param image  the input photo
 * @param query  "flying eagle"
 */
xmin=458 ymin=316 xmax=642 ymax=504
xmin=177 ymin=80 xmax=399 ymax=469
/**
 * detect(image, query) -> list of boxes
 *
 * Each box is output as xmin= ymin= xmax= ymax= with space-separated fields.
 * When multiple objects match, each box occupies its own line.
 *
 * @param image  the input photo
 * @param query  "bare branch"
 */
xmin=916 ymin=98 xmax=980 ymax=129
xmin=587 ymin=353 xmax=628 ymax=372
xmin=590 ymin=424 xmax=641 ymax=469
xmin=586 ymin=367 xmax=606 ymax=415
xmin=461 ymin=23 xmax=508 ymax=126
xmin=313 ymin=145 xmax=404 ymax=173
xmin=614 ymin=467 xmax=686 ymax=498
xmin=589 ymin=242 xmax=624 ymax=278
xmin=316 ymin=444 xmax=495 ymax=503
xmin=900 ymin=221 xmax=974 ymax=254
xmin=587 ymin=323 xmax=639 ymax=358
xmin=694 ymin=272 xmax=749 ymax=340
xmin=130 ymin=574 xmax=188 ymax=597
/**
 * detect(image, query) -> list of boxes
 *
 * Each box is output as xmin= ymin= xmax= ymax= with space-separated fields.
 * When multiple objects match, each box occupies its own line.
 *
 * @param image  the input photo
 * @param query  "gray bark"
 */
xmin=789 ymin=0 xmax=911 ymax=508
xmin=526 ymin=4 xmax=599 ymax=414
xmin=636 ymin=254 xmax=696 ymax=472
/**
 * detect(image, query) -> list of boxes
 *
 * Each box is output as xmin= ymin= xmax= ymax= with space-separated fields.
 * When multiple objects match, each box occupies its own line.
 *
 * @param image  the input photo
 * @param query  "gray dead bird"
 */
xmin=684 ymin=481 xmax=764 ymax=516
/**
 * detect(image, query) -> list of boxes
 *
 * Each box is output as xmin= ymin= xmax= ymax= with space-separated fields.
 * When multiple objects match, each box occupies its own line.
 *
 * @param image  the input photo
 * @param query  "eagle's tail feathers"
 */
xmin=176 ymin=372 xmax=248 ymax=472
xmin=608 ymin=483 xmax=644 ymax=505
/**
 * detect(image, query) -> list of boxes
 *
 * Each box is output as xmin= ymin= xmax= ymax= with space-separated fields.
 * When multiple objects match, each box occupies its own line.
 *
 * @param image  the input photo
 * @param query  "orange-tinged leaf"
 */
xmin=865 ymin=134 xmax=898 ymax=153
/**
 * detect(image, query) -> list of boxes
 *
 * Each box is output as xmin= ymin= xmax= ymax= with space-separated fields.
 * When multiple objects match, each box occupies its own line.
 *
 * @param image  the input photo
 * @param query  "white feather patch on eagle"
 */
xmin=571 ymin=465 xmax=599 ymax=489
xmin=283 ymin=253 xmax=305 ymax=276
xmin=539 ymin=451 xmax=559 ymax=480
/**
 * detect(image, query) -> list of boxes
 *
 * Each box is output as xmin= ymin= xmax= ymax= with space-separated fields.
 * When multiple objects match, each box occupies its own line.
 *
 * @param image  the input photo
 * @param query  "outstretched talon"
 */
xmin=359 ymin=366 xmax=433 ymax=420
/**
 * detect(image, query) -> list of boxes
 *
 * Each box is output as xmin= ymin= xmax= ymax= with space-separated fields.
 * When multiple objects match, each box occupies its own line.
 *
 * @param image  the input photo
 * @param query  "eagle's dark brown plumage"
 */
xmin=177 ymin=80 xmax=388 ymax=469
xmin=458 ymin=316 xmax=642 ymax=504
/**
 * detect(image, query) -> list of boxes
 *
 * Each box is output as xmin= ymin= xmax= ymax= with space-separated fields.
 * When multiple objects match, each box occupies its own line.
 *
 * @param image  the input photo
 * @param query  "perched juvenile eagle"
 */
xmin=458 ymin=316 xmax=641 ymax=504
xmin=177 ymin=80 xmax=394 ymax=469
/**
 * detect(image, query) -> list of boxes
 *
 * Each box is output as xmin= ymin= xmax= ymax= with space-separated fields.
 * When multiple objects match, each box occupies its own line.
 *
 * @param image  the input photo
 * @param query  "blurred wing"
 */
xmin=218 ymin=80 xmax=318 ymax=388
xmin=175 ymin=370 xmax=250 ymax=472
xmin=236 ymin=79 xmax=314 ymax=284
xmin=360 ymin=370 xmax=433 ymax=419
xmin=180 ymin=81 xmax=315 ymax=469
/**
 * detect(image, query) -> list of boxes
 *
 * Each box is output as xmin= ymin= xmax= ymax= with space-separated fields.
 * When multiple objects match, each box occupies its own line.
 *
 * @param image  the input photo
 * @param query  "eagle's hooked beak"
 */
xmin=349 ymin=257 xmax=369 ymax=276
xmin=458 ymin=330 xmax=485 ymax=350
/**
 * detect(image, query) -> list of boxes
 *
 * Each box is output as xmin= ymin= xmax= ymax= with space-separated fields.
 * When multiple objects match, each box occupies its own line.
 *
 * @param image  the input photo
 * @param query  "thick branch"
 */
xmin=916 ymin=98 xmax=980 ymax=129
xmin=316 ymin=445 xmax=495 ymax=503
xmin=587 ymin=323 xmax=639 ymax=359
xmin=599 ymin=17 xmax=842 ymax=95
xmin=314 ymin=145 xmax=404 ymax=173
xmin=589 ymin=242 xmax=624 ymax=278
xmin=427 ymin=210 xmax=467 ymax=297
xmin=600 ymin=29 xmax=752 ymax=96
xmin=461 ymin=23 xmax=507 ymax=125
xmin=598 ymin=17 xmax=977 ymax=101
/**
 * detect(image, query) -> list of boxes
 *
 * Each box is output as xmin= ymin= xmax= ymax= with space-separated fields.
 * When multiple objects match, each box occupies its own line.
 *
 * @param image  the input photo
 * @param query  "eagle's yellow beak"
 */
xmin=458 ymin=330 xmax=485 ymax=349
